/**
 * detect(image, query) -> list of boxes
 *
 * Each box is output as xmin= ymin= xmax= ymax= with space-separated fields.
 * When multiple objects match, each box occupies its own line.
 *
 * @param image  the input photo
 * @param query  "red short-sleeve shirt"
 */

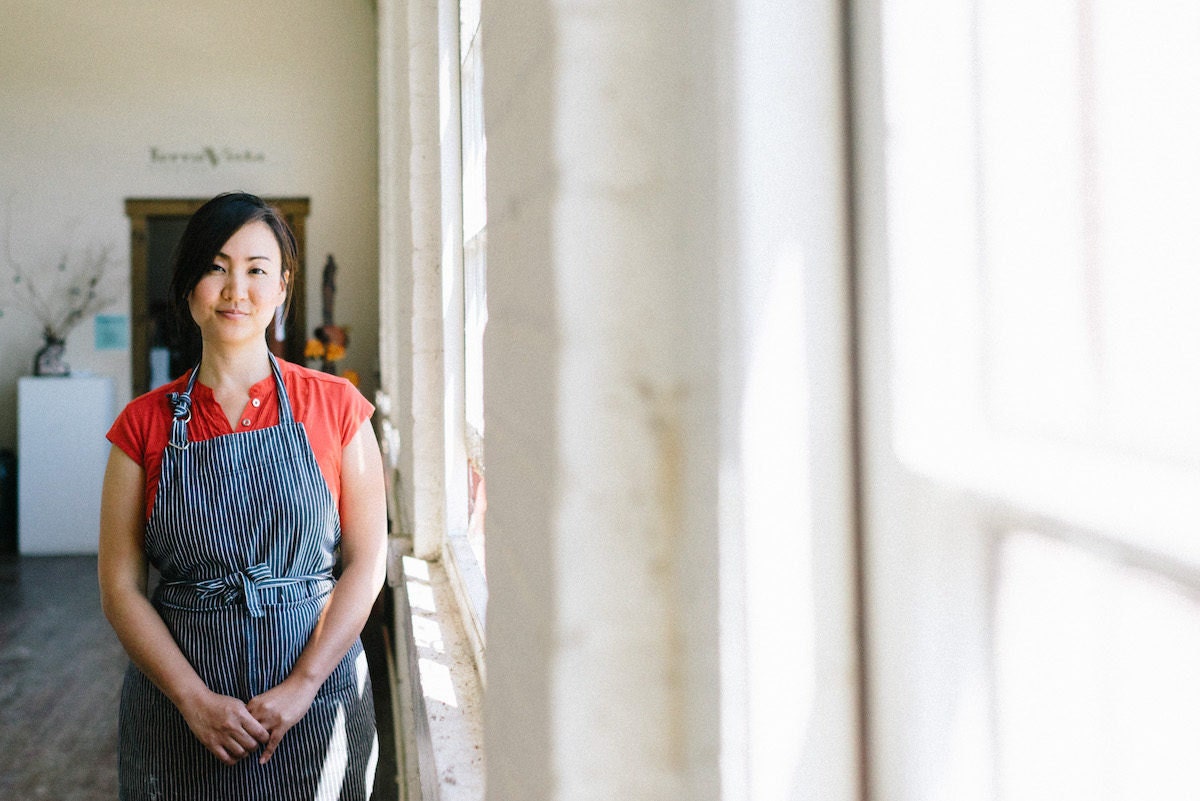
xmin=107 ymin=359 xmax=374 ymax=520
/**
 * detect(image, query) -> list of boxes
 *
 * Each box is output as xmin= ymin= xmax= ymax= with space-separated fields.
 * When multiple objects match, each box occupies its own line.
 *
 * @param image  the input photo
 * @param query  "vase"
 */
xmin=34 ymin=336 xmax=69 ymax=377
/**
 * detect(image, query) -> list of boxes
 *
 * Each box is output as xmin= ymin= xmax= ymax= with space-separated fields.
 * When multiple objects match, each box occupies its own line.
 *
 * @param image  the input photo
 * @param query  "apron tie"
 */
xmin=194 ymin=563 xmax=275 ymax=618
xmin=176 ymin=563 xmax=329 ymax=618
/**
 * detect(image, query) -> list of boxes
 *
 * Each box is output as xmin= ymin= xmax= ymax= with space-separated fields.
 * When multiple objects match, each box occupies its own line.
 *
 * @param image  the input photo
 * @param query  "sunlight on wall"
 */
xmin=741 ymin=242 xmax=815 ymax=801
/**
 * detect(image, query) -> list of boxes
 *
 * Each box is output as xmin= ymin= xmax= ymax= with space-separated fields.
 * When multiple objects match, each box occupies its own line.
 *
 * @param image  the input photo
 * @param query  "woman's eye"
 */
xmin=209 ymin=264 xmax=226 ymax=273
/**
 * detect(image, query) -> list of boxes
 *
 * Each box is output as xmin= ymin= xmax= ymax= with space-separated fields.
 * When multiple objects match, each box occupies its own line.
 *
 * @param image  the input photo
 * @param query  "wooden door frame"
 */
xmin=124 ymin=197 xmax=310 ymax=395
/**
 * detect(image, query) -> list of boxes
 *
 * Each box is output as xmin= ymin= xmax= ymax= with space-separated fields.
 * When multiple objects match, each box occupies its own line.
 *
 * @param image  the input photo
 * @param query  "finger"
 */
xmin=259 ymin=730 xmax=284 ymax=765
xmin=233 ymin=728 xmax=263 ymax=752
xmin=247 ymin=717 xmax=272 ymax=743
xmin=231 ymin=733 xmax=258 ymax=762
xmin=211 ymin=744 xmax=237 ymax=767
xmin=239 ymin=708 xmax=273 ymax=742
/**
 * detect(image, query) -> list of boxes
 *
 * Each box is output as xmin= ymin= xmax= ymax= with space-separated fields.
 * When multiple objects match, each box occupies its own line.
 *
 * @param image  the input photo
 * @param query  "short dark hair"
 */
xmin=168 ymin=192 xmax=298 ymax=358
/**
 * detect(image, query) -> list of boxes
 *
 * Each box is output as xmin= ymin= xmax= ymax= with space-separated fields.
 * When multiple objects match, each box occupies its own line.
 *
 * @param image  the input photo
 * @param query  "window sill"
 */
xmin=443 ymin=531 xmax=487 ymax=685
xmin=387 ymin=538 xmax=485 ymax=801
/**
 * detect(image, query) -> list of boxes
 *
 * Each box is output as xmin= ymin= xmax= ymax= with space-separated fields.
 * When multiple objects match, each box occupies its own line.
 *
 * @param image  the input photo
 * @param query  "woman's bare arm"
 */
xmin=98 ymin=445 xmax=269 ymax=764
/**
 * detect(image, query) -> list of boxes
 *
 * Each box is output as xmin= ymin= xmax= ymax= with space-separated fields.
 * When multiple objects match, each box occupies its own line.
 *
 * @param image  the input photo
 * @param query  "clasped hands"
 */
xmin=180 ymin=678 xmax=320 ymax=766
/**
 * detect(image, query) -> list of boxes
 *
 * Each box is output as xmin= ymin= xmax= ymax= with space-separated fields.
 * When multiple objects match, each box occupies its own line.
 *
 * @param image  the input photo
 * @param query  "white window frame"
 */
xmin=438 ymin=0 xmax=488 ymax=678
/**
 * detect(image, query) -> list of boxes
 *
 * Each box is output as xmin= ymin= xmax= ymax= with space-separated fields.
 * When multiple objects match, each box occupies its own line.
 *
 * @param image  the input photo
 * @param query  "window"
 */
xmin=863 ymin=1 xmax=1200 ymax=796
xmin=460 ymin=0 xmax=487 ymax=575
xmin=435 ymin=0 xmax=489 ymax=674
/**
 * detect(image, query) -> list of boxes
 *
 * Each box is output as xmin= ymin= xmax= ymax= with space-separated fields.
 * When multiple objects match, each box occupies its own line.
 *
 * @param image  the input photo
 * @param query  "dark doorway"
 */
xmin=146 ymin=216 xmax=190 ymax=386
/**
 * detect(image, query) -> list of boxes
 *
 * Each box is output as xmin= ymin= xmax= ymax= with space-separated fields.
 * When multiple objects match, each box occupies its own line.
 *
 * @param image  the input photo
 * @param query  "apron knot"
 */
xmin=167 ymin=391 xmax=193 ymax=421
xmin=194 ymin=562 xmax=275 ymax=618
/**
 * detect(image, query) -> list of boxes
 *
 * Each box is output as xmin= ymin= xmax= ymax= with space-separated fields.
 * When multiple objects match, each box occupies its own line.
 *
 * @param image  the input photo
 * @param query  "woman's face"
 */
xmin=188 ymin=220 xmax=288 ymax=350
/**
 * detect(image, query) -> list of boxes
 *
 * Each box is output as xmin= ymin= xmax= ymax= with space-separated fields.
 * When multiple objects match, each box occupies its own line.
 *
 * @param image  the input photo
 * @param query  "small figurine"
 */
xmin=307 ymin=255 xmax=350 ymax=376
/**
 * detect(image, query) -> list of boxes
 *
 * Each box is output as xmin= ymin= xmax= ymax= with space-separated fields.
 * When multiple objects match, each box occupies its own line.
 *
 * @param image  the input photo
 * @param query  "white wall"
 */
xmin=0 ymin=1 xmax=379 ymax=449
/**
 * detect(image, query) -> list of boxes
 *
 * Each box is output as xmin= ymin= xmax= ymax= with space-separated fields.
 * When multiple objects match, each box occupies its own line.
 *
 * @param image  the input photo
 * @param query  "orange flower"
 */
xmin=342 ymin=369 xmax=360 ymax=387
xmin=324 ymin=343 xmax=347 ymax=361
xmin=304 ymin=339 xmax=325 ymax=359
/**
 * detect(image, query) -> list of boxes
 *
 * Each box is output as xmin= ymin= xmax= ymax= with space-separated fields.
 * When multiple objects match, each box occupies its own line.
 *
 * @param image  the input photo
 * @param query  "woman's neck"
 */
xmin=196 ymin=342 xmax=273 ymax=395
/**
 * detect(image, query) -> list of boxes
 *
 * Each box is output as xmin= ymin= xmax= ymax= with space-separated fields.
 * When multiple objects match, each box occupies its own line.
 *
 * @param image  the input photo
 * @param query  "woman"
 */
xmin=99 ymin=192 xmax=387 ymax=800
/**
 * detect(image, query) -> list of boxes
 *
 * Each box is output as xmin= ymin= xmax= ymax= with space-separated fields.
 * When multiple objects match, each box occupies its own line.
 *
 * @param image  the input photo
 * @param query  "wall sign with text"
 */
xmin=149 ymin=147 xmax=267 ymax=168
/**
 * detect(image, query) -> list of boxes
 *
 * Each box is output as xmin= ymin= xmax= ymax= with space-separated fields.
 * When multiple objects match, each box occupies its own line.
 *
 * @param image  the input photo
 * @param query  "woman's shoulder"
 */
xmin=119 ymin=374 xmax=190 ymax=422
xmin=277 ymin=359 xmax=373 ymax=438
xmin=279 ymin=358 xmax=360 ymax=395
xmin=108 ymin=374 xmax=187 ymax=462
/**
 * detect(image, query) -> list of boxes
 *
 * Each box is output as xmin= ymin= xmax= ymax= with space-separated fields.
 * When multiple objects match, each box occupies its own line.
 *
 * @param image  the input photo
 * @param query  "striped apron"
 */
xmin=118 ymin=355 xmax=377 ymax=801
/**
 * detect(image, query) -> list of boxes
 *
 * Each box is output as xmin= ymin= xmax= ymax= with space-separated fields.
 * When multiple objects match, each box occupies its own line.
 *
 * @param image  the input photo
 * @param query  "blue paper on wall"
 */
xmin=94 ymin=315 xmax=129 ymax=350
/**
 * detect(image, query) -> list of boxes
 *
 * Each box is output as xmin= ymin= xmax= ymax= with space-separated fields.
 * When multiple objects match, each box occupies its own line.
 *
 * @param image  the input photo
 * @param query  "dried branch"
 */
xmin=2 ymin=210 xmax=118 ymax=341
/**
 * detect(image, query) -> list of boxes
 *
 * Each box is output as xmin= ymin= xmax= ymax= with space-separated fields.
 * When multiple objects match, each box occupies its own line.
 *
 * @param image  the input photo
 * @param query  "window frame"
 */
xmin=439 ymin=0 xmax=488 ymax=678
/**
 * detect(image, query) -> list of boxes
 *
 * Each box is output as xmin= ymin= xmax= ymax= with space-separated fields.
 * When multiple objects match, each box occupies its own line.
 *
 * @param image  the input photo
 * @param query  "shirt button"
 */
xmin=251 ymin=398 xmax=261 ymax=407
xmin=241 ymin=419 xmax=252 ymax=427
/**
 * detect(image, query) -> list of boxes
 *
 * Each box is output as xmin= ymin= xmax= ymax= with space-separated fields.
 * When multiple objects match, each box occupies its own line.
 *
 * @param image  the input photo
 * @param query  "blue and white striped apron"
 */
xmin=118 ymin=355 xmax=377 ymax=801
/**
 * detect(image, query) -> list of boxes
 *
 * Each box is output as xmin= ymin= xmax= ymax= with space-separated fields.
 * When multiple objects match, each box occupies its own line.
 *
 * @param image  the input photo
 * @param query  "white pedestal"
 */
xmin=18 ymin=375 xmax=115 ymax=555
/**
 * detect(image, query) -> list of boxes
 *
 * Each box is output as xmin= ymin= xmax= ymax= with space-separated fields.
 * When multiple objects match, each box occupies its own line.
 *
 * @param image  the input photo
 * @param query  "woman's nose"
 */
xmin=221 ymin=271 xmax=246 ymax=298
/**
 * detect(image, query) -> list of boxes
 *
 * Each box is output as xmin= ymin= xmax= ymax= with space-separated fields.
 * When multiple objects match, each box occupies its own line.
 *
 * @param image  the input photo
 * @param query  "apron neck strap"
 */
xmin=167 ymin=354 xmax=295 ymax=448
xmin=268 ymin=353 xmax=295 ymax=425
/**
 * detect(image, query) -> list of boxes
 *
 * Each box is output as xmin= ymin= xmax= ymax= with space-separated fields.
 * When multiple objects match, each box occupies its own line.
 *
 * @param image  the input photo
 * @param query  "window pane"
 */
xmin=886 ymin=0 xmax=1200 ymax=465
xmin=977 ymin=0 xmax=1200 ymax=460
xmin=461 ymin=4 xmax=487 ymax=571
xmin=996 ymin=530 xmax=1200 ymax=800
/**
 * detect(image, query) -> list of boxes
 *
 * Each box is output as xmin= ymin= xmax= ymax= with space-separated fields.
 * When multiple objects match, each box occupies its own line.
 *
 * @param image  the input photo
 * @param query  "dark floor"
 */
xmin=0 ymin=554 xmax=399 ymax=800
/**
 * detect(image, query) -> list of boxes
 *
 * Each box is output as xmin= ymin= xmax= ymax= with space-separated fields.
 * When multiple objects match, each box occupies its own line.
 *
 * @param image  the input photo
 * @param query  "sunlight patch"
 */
xmin=365 ymin=733 xmax=379 ymax=798
xmin=418 ymin=657 xmax=459 ymax=708
xmin=356 ymin=649 xmax=370 ymax=699
xmin=313 ymin=702 xmax=348 ymax=801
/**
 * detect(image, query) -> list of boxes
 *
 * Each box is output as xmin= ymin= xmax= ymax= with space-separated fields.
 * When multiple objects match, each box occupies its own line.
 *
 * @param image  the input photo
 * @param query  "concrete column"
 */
xmin=409 ymin=0 xmax=446 ymax=560
xmin=484 ymin=0 xmax=723 ymax=798
xmin=483 ymin=0 xmax=862 ymax=796
xmin=550 ymin=2 xmax=722 ymax=797
xmin=377 ymin=0 xmax=415 ymax=541
xmin=480 ymin=0 xmax=559 ymax=796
